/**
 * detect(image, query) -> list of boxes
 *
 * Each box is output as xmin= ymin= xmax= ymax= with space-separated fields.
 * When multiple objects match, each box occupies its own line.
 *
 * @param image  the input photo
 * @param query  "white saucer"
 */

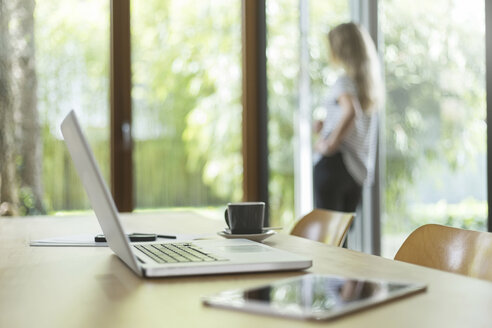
xmin=217 ymin=229 xmax=276 ymax=242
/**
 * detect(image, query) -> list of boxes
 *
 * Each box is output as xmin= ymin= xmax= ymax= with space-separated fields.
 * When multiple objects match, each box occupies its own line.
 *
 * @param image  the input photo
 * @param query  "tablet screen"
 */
xmin=203 ymin=274 xmax=426 ymax=320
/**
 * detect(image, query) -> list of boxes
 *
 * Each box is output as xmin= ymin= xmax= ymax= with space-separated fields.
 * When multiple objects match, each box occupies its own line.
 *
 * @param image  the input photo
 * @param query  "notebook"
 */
xmin=61 ymin=110 xmax=312 ymax=277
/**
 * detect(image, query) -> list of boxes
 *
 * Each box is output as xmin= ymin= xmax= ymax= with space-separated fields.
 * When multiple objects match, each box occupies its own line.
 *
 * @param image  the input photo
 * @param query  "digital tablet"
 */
xmin=202 ymin=274 xmax=426 ymax=321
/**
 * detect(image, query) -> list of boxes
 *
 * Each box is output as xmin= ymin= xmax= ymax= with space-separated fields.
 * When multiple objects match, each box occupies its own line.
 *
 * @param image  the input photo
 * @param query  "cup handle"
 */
xmin=224 ymin=208 xmax=230 ymax=228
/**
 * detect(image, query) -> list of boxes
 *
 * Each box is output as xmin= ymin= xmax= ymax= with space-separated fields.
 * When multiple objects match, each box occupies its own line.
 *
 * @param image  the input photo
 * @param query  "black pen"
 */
xmin=156 ymin=234 xmax=177 ymax=239
xmin=95 ymin=233 xmax=176 ymax=242
xmin=132 ymin=232 xmax=177 ymax=240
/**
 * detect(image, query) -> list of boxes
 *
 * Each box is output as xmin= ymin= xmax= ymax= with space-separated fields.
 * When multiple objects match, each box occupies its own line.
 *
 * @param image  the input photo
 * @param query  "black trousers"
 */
xmin=313 ymin=152 xmax=362 ymax=212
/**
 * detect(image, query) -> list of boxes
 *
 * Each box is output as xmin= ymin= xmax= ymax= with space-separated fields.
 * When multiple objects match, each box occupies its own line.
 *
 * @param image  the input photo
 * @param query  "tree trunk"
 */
xmin=12 ymin=0 xmax=45 ymax=214
xmin=0 ymin=0 xmax=19 ymax=216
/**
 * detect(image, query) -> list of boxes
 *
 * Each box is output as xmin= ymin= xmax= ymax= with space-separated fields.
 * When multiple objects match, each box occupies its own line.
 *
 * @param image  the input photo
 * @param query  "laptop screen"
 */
xmin=61 ymin=110 xmax=141 ymax=274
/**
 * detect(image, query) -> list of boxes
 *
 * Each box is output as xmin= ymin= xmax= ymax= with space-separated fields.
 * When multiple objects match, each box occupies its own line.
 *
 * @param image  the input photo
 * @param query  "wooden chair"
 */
xmin=290 ymin=209 xmax=354 ymax=246
xmin=394 ymin=224 xmax=492 ymax=282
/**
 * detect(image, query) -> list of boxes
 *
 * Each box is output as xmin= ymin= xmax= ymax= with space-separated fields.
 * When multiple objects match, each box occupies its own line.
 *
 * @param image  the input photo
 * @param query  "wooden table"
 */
xmin=1 ymin=211 xmax=492 ymax=328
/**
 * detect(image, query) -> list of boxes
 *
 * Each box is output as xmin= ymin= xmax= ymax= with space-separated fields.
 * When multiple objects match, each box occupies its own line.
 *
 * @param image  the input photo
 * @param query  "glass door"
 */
xmin=266 ymin=0 xmax=350 ymax=227
xmin=380 ymin=0 xmax=487 ymax=257
xmin=131 ymin=1 xmax=243 ymax=212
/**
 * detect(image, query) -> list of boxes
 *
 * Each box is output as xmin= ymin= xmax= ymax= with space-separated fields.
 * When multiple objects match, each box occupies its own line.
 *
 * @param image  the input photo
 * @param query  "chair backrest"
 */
xmin=290 ymin=209 xmax=354 ymax=246
xmin=394 ymin=224 xmax=492 ymax=281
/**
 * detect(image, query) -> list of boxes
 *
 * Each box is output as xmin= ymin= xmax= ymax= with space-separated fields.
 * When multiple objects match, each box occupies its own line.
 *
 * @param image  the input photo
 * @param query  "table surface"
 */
xmin=1 ymin=211 xmax=492 ymax=328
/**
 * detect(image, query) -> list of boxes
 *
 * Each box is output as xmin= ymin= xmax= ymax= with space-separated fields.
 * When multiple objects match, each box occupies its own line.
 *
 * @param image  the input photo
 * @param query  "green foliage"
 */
xmin=132 ymin=0 xmax=242 ymax=208
xmin=35 ymin=0 xmax=110 ymax=213
xmin=381 ymin=0 xmax=486 ymax=230
xmin=403 ymin=198 xmax=487 ymax=232
xmin=265 ymin=0 xmax=298 ymax=225
xmin=134 ymin=138 xmax=224 ymax=207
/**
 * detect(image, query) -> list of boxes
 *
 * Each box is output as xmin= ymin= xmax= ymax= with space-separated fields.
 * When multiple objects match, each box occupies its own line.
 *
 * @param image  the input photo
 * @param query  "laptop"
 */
xmin=61 ymin=110 xmax=312 ymax=278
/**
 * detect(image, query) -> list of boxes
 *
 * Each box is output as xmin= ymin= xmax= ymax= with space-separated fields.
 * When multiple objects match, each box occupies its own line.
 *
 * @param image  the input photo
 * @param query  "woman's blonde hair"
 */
xmin=328 ymin=22 xmax=383 ymax=112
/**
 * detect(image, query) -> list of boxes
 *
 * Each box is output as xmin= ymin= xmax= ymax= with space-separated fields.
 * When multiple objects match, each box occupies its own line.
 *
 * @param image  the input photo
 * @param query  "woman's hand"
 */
xmin=315 ymin=137 xmax=335 ymax=156
xmin=313 ymin=120 xmax=324 ymax=134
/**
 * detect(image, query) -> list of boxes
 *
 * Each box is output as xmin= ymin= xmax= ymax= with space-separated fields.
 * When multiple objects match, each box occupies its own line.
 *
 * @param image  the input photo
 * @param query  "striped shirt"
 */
xmin=314 ymin=75 xmax=378 ymax=186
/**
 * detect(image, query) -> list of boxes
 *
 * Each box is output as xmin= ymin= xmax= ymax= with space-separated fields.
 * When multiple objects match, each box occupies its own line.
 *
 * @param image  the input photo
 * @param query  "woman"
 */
xmin=313 ymin=22 xmax=383 ymax=212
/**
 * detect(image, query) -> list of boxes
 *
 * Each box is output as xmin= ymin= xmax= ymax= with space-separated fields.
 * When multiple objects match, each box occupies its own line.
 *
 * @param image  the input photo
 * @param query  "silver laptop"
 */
xmin=61 ymin=110 xmax=312 ymax=278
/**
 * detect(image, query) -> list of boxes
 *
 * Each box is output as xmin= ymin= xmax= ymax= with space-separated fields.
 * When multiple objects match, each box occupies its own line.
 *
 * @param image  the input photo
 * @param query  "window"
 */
xmin=380 ymin=0 xmax=487 ymax=257
xmin=0 ymin=0 xmax=109 ymax=215
xmin=266 ymin=0 xmax=350 ymax=227
xmin=131 ymin=1 xmax=243 ymax=210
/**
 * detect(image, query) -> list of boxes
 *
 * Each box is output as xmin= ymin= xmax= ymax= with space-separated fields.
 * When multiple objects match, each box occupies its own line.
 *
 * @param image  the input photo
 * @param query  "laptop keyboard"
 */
xmin=134 ymin=242 xmax=228 ymax=264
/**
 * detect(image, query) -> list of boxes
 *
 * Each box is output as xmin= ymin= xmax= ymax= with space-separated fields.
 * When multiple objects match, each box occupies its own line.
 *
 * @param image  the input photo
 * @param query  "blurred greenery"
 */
xmin=409 ymin=198 xmax=487 ymax=231
xmin=35 ymin=0 xmax=110 ymax=212
xmin=35 ymin=0 xmax=242 ymax=213
xmin=131 ymin=1 xmax=243 ymax=208
xmin=380 ymin=0 xmax=487 ymax=236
